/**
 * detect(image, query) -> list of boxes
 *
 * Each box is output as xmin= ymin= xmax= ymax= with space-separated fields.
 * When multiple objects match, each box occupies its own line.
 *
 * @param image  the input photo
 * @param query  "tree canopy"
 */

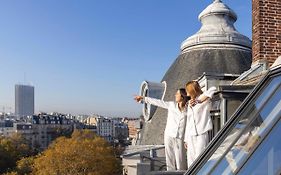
xmin=33 ymin=130 xmax=121 ymax=175
xmin=0 ymin=134 xmax=33 ymax=174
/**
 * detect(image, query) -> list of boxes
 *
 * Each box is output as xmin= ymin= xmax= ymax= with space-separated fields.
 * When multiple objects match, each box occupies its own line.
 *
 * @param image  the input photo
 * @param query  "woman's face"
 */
xmin=186 ymin=85 xmax=195 ymax=99
xmin=175 ymin=90 xmax=182 ymax=103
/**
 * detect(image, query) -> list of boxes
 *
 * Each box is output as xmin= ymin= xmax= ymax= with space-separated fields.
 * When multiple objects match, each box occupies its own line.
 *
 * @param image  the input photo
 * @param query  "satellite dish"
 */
xmin=139 ymin=81 xmax=167 ymax=122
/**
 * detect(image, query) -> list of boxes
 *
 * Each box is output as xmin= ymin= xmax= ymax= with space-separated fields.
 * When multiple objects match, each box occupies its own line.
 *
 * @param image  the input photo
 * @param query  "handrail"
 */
xmin=121 ymin=145 xmax=165 ymax=158
xmin=141 ymin=155 xmax=166 ymax=164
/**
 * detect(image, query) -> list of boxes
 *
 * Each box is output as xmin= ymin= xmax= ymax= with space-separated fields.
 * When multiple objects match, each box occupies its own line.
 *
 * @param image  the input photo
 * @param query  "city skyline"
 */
xmin=0 ymin=0 xmax=252 ymax=117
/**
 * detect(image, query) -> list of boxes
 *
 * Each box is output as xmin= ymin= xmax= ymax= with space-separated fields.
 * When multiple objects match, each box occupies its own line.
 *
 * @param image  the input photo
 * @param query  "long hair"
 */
xmin=178 ymin=88 xmax=189 ymax=110
xmin=185 ymin=81 xmax=203 ymax=99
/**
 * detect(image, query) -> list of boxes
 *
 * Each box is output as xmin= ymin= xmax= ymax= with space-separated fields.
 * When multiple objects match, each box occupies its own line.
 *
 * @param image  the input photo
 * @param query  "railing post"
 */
xmin=150 ymin=149 xmax=156 ymax=171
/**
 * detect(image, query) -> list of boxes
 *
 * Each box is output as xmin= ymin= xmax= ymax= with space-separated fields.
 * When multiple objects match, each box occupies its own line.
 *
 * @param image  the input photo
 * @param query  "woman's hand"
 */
xmin=184 ymin=142 xmax=188 ymax=149
xmin=134 ymin=95 xmax=144 ymax=103
xmin=189 ymin=99 xmax=201 ymax=107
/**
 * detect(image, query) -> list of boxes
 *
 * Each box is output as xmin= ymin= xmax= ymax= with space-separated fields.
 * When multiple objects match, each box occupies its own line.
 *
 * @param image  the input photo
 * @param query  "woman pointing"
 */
xmin=134 ymin=88 xmax=188 ymax=170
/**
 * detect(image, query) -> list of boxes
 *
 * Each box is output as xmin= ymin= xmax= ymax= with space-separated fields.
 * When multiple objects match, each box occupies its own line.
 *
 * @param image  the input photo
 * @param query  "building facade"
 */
xmin=15 ymin=84 xmax=34 ymax=118
xmin=0 ymin=114 xmax=75 ymax=151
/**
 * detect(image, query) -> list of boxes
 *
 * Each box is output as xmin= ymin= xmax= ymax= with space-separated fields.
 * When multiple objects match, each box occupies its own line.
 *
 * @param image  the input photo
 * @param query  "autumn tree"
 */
xmin=0 ymin=134 xmax=33 ymax=174
xmin=33 ymin=130 xmax=121 ymax=175
xmin=16 ymin=156 xmax=34 ymax=175
xmin=3 ymin=156 xmax=34 ymax=175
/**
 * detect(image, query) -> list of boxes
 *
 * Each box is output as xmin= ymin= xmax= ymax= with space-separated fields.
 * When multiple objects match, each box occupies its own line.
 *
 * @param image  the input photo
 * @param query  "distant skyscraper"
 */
xmin=15 ymin=84 xmax=34 ymax=117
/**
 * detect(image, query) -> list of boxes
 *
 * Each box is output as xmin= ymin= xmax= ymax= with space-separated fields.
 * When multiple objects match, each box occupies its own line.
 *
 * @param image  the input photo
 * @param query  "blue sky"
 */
xmin=0 ymin=0 xmax=252 ymax=117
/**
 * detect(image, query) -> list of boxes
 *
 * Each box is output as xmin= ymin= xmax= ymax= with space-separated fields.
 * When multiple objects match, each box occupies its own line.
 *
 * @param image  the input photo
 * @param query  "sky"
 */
xmin=0 ymin=0 xmax=252 ymax=117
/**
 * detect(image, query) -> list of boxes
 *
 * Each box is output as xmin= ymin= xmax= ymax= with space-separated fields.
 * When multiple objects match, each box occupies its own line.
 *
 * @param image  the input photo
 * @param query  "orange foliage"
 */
xmin=33 ymin=130 xmax=121 ymax=175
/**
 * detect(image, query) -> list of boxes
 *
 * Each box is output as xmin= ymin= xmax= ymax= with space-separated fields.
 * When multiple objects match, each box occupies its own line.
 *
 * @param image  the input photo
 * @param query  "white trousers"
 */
xmin=186 ymin=132 xmax=209 ymax=168
xmin=164 ymin=135 xmax=187 ymax=171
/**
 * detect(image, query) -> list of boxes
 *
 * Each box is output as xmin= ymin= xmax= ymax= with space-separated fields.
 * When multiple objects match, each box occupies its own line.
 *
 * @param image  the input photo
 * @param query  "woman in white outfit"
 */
xmin=184 ymin=81 xmax=216 ymax=168
xmin=134 ymin=88 xmax=189 ymax=171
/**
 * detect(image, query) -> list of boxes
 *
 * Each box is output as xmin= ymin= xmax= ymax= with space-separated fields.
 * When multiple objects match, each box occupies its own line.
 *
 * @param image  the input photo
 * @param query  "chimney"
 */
xmin=252 ymin=0 xmax=281 ymax=66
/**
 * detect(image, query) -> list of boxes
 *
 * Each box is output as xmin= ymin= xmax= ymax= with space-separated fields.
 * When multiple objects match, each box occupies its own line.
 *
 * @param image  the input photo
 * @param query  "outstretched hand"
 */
xmin=134 ymin=95 xmax=144 ymax=103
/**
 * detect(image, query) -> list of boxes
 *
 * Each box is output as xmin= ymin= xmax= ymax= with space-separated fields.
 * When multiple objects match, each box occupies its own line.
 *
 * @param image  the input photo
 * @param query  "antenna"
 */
xmin=24 ymin=72 xmax=26 ymax=85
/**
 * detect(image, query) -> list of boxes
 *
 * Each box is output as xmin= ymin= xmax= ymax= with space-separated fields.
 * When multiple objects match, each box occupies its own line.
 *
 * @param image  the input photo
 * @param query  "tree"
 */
xmin=16 ymin=156 xmax=34 ymax=175
xmin=3 ymin=156 xmax=34 ymax=175
xmin=33 ymin=130 xmax=121 ymax=175
xmin=0 ymin=145 xmax=12 ymax=173
xmin=0 ymin=134 xmax=33 ymax=174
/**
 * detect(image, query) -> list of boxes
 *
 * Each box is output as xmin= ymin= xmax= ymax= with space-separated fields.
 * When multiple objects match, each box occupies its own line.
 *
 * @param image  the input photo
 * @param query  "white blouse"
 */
xmin=184 ymin=87 xmax=216 ymax=141
xmin=144 ymin=97 xmax=187 ymax=139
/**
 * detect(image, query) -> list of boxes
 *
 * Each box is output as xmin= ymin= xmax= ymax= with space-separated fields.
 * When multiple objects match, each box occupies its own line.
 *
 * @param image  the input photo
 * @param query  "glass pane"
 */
xmin=238 ymin=120 xmax=281 ymax=175
xmin=198 ymin=106 xmax=257 ymax=175
xmin=254 ymin=76 xmax=281 ymax=109
xmin=210 ymin=86 xmax=281 ymax=174
xmin=197 ymin=76 xmax=281 ymax=175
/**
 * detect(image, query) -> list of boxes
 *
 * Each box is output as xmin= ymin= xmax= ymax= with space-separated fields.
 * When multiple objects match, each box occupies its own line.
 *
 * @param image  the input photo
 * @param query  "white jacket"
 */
xmin=184 ymin=87 xmax=216 ymax=141
xmin=144 ymin=97 xmax=187 ymax=139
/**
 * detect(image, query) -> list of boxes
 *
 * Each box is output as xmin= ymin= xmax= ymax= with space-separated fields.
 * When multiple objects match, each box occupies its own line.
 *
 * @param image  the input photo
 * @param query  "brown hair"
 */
xmin=178 ymin=88 xmax=188 ymax=110
xmin=185 ymin=81 xmax=203 ymax=99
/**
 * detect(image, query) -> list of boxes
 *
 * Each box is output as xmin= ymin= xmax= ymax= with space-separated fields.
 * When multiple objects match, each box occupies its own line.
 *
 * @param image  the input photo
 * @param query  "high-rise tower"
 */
xmin=15 ymin=84 xmax=35 ymax=117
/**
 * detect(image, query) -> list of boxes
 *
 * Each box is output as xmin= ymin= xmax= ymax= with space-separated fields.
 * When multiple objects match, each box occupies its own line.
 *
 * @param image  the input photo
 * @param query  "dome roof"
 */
xmin=181 ymin=0 xmax=251 ymax=52
xmin=140 ymin=49 xmax=252 ymax=144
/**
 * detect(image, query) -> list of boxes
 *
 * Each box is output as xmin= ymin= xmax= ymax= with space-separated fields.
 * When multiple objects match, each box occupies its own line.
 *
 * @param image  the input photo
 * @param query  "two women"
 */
xmin=134 ymin=89 xmax=188 ymax=170
xmin=134 ymin=81 xmax=216 ymax=170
